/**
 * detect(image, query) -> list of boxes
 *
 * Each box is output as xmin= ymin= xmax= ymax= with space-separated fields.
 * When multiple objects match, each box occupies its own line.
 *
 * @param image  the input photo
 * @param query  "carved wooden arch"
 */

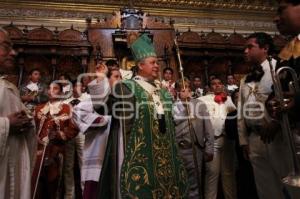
xmin=177 ymin=30 xmax=203 ymax=43
xmin=206 ymin=31 xmax=226 ymax=44
xmin=27 ymin=26 xmax=54 ymax=41
xmin=58 ymin=28 xmax=83 ymax=41
xmin=228 ymin=32 xmax=245 ymax=46
xmin=2 ymin=24 xmax=23 ymax=39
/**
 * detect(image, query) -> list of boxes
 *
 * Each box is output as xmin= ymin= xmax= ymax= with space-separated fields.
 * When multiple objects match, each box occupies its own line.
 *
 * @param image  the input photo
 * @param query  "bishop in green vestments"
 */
xmin=97 ymin=34 xmax=188 ymax=199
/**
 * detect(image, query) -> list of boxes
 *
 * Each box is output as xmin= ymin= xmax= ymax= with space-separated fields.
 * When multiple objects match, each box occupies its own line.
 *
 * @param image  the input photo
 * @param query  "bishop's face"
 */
xmin=138 ymin=56 xmax=160 ymax=81
xmin=0 ymin=31 xmax=16 ymax=71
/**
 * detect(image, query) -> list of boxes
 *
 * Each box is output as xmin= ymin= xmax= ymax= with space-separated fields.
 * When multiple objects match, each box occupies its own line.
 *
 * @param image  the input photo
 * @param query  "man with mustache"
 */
xmin=238 ymin=31 xmax=300 ymax=198
xmin=0 ymin=27 xmax=36 ymax=199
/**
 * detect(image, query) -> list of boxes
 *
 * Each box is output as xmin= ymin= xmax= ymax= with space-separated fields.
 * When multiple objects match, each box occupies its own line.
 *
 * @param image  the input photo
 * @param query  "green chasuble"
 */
xmin=120 ymin=80 xmax=188 ymax=199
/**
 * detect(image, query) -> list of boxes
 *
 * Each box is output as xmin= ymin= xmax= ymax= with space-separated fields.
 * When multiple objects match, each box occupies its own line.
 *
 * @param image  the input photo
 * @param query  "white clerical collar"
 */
xmin=133 ymin=76 xmax=164 ymax=115
xmin=134 ymin=75 xmax=162 ymax=88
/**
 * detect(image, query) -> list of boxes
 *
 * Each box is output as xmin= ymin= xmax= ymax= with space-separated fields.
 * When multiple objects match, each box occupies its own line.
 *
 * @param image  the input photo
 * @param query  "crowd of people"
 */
xmin=1 ymin=0 xmax=300 ymax=198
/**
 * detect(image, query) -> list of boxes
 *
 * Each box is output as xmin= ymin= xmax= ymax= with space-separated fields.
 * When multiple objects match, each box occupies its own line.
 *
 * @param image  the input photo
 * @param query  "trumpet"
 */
xmin=267 ymin=56 xmax=300 ymax=187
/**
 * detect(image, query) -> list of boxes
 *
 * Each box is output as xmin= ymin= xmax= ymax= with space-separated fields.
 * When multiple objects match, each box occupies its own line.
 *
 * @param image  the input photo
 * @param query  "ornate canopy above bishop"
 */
xmin=87 ymin=7 xmax=176 ymax=73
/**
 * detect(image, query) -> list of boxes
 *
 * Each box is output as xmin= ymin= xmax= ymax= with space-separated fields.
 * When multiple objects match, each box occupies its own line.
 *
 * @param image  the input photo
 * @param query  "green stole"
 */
xmin=120 ymin=80 xmax=188 ymax=199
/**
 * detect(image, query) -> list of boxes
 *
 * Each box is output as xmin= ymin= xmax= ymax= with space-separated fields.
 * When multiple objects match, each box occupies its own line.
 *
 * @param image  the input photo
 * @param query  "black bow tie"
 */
xmin=70 ymin=99 xmax=81 ymax=106
xmin=245 ymin=65 xmax=265 ymax=83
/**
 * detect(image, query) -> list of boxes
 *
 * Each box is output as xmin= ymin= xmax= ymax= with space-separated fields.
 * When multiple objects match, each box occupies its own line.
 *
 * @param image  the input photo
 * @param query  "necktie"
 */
xmin=70 ymin=99 xmax=81 ymax=106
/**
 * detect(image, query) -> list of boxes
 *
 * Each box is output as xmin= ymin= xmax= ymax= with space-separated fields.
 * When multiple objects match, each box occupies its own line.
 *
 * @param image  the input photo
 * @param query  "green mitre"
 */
xmin=130 ymin=34 xmax=157 ymax=61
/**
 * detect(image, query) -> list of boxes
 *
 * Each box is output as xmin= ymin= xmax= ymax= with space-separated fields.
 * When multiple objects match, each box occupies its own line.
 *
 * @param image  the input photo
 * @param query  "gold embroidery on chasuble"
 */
xmin=120 ymin=80 xmax=188 ymax=199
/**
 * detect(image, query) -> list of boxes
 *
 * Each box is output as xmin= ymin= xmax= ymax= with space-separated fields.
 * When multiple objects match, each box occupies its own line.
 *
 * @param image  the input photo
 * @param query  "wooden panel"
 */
xmin=23 ymin=55 xmax=52 ymax=84
xmin=3 ymin=24 xmax=23 ymax=39
xmin=27 ymin=27 xmax=54 ymax=41
xmin=89 ymin=29 xmax=116 ymax=58
xmin=206 ymin=32 xmax=226 ymax=44
xmin=58 ymin=29 xmax=83 ymax=41
xmin=177 ymin=30 xmax=203 ymax=43
xmin=228 ymin=32 xmax=246 ymax=46
xmin=152 ymin=30 xmax=175 ymax=57
xmin=143 ymin=16 xmax=173 ymax=29
xmin=56 ymin=56 xmax=82 ymax=80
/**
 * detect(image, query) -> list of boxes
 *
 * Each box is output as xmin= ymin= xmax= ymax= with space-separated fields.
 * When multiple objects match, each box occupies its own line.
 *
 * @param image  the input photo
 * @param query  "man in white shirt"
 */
xmin=226 ymin=74 xmax=238 ymax=95
xmin=161 ymin=67 xmax=176 ymax=100
xmin=199 ymin=77 xmax=237 ymax=199
xmin=238 ymin=32 xmax=299 ymax=199
xmin=191 ymin=76 xmax=204 ymax=98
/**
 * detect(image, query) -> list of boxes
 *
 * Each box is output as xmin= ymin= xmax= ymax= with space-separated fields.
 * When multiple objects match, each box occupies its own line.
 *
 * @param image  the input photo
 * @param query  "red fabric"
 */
xmin=93 ymin=117 xmax=103 ymax=124
xmin=214 ymin=93 xmax=227 ymax=104
xmin=83 ymin=181 xmax=98 ymax=199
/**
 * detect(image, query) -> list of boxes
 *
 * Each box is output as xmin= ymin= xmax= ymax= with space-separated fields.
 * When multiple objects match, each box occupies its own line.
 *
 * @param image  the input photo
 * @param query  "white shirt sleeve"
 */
xmin=88 ymin=77 xmax=111 ymax=109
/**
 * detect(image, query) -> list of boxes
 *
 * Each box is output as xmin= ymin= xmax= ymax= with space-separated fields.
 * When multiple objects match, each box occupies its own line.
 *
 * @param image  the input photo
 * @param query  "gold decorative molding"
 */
xmin=0 ymin=0 xmax=278 ymax=34
xmin=1 ymin=0 xmax=277 ymax=11
xmin=0 ymin=0 xmax=276 ymax=19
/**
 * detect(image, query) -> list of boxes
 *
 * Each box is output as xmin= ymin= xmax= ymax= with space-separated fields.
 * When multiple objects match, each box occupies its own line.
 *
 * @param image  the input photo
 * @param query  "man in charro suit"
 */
xmin=32 ymin=82 xmax=78 ymax=199
xmin=199 ymin=77 xmax=237 ymax=199
xmin=173 ymin=78 xmax=214 ymax=199
xmin=237 ymin=32 xmax=300 ymax=199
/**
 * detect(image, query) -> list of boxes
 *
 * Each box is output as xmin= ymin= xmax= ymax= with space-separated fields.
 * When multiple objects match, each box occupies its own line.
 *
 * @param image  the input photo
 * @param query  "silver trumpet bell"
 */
xmin=268 ymin=56 xmax=300 ymax=187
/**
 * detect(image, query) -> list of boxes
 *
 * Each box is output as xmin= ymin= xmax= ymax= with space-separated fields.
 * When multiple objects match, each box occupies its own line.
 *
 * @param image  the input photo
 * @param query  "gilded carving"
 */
xmin=0 ymin=0 xmax=278 ymax=39
xmin=3 ymin=0 xmax=276 ymax=11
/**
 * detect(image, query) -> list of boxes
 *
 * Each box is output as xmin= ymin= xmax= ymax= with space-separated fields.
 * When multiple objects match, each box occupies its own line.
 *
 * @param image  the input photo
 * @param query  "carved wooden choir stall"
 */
xmin=3 ymin=8 xmax=288 ymax=87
